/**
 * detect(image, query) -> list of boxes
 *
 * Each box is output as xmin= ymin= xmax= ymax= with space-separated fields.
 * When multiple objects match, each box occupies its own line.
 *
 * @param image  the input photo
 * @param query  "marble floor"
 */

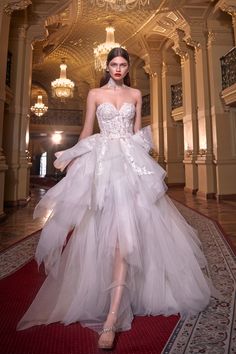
xmin=0 ymin=188 xmax=47 ymax=251
xmin=0 ymin=185 xmax=236 ymax=252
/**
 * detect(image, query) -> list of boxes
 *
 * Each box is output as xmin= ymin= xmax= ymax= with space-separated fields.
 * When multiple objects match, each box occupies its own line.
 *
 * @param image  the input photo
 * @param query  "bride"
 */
xmin=17 ymin=47 xmax=211 ymax=350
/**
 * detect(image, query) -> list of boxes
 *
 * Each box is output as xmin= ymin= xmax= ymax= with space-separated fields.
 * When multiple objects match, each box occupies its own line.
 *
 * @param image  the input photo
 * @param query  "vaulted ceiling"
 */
xmin=26 ymin=0 xmax=222 ymax=99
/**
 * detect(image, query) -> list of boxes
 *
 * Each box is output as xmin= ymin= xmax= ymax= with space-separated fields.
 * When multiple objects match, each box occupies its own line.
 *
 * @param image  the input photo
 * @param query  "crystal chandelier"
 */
xmin=94 ymin=26 xmax=124 ymax=71
xmin=51 ymin=60 xmax=75 ymax=100
xmin=30 ymin=94 xmax=48 ymax=117
xmin=91 ymin=0 xmax=149 ymax=11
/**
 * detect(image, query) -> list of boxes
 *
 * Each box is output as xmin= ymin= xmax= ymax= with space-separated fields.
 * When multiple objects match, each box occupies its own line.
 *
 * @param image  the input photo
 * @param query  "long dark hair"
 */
xmin=100 ymin=47 xmax=131 ymax=87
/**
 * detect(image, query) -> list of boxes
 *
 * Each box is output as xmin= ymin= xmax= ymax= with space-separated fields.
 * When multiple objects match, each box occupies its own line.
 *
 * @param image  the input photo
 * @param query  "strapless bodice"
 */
xmin=96 ymin=102 xmax=135 ymax=139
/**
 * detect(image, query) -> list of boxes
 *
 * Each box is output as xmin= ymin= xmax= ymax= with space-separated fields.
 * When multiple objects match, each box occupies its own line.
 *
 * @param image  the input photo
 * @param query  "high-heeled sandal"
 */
xmin=98 ymin=326 xmax=116 ymax=350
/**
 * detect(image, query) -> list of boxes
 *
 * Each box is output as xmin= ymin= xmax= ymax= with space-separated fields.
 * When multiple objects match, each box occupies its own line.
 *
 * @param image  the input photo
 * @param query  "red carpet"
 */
xmin=0 ymin=259 xmax=179 ymax=354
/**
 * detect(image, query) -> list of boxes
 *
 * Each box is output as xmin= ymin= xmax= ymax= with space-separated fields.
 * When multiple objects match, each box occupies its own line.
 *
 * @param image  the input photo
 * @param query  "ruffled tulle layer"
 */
xmin=17 ymin=127 xmax=211 ymax=332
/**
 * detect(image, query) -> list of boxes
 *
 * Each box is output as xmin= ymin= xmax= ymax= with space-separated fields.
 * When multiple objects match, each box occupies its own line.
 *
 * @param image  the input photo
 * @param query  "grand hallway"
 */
xmin=1 ymin=1 xmax=236 ymax=352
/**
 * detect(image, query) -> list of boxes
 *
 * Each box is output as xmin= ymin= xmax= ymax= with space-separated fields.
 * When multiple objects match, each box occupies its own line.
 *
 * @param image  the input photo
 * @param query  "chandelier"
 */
xmin=90 ymin=0 xmax=149 ymax=11
xmin=94 ymin=26 xmax=124 ymax=71
xmin=51 ymin=60 xmax=75 ymax=100
xmin=30 ymin=94 xmax=48 ymax=117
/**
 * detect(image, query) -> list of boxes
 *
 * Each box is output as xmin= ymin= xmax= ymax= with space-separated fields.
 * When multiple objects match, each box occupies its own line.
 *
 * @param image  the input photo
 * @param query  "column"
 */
xmin=17 ymin=25 xmax=33 ymax=204
xmin=161 ymin=48 xmax=185 ymax=185
xmin=207 ymin=28 xmax=236 ymax=198
xmin=143 ymin=53 xmax=165 ymax=167
xmin=172 ymin=30 xmax=199 ymax=193
xmin=184 ymin=29 xmax=216 ymax=198
xmin=0 ymin=5 xmax=10 ymax=218
xmin=5 ymin=22 xmax=46 ymax=205
xmin=4 ymin=25 xmax=26 ymax=205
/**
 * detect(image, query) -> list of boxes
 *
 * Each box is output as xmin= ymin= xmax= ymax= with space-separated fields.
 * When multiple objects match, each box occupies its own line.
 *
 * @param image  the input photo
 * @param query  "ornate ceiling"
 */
xmin=26 ymin=0 xmax=223 ymax=97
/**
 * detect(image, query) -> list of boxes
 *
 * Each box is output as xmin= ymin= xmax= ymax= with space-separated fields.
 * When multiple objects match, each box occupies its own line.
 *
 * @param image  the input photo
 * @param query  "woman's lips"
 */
xmin=115 ymin=73 xmax=121 ymax=77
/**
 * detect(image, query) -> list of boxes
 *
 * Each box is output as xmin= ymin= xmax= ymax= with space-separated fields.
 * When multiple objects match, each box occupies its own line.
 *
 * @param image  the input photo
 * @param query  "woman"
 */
xmin=17 ymin=48 xmax=211 ymax=350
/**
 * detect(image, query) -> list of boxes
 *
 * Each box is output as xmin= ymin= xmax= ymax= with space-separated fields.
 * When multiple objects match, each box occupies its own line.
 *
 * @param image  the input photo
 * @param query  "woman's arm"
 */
xmin=79 ymin=89 xmax=97 ymax=141
xmin=133 ymin=89 xmax=142 ymax=133
xmin=64 ymin=90 xmax=97 ymax=171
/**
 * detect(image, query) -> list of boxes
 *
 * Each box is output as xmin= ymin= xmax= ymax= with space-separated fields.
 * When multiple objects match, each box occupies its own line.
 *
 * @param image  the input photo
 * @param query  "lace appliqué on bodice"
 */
xmin=94 ymin=102 xmax=154 ymax=179
xmin=96 ymin=102 xmax=135 ymax=139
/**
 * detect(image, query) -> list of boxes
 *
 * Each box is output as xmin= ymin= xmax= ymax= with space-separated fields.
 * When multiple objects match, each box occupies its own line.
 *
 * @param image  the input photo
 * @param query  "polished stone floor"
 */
xmin=168 ymin=188 xmax=236 ymax=249
xmin=0 ymin=188 xmax=47 ymax=251
xmin=0 ymin=185 xmax=236 ymax=252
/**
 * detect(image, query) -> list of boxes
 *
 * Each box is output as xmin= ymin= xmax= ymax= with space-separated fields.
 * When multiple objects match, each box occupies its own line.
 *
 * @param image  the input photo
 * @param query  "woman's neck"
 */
xmin=107 ymin=77 xmax=125 ymax=89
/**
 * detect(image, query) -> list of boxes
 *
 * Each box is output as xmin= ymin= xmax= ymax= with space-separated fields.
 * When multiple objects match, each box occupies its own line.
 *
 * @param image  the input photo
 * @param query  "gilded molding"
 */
xmin=198 ymin=149 xmax=207 ymax=156
xmin=143 ymin=64 xmax=157 ymax=78
xmin=220 ymin=4 xmax=236 ymax=17
xmin=171 ymin=29 xmax=189 ymax=61
xmin=184 ymin=149 xmax=193 ymax=158
xmin=3 ymin=0 xmax=32 ymax=15
xmin=207 ymin=31 xmax=216 ymax=46
xmin=174 ymin=47 xmax=189 ymax=61
xmin=185 ymin=37 xmax=201 ymax=51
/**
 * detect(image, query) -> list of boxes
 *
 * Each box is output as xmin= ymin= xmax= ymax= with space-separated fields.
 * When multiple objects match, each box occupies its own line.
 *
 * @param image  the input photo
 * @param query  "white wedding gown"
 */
xmin=18 ymin=102 xmax=211 ymax=332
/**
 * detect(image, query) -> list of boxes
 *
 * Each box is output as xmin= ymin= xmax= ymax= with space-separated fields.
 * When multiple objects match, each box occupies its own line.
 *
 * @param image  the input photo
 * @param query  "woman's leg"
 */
xmin=98 ymin=245 xmax=127 ymax=348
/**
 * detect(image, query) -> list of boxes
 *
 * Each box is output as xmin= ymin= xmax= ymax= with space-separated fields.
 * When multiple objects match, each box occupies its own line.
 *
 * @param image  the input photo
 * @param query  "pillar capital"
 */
xmin=171 ymin=29 xmax=189 ymax=62
xmin=3 ymin=0 xmax=32 ymax=16
xmin=181 ymin=22 xmax=207 ymax=52
xmin=215 ymin=0 xmax=236 ymax=45
xmin=27 ymin=23 xmax=48 ymax=44
xmin=207 ymin=28 xmax=233 ymax=48
xmin=142 ymin=52 xmax=162 ymax=77
xmin=215 ymin=0 xmax=236 ymax=17
xmin=184 ymin=28 xmax=207 ymax=52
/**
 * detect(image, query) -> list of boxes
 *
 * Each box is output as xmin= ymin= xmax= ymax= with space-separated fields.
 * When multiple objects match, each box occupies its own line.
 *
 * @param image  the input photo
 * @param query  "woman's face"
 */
xmin=108 ymin=56 xmax=129 ymax=81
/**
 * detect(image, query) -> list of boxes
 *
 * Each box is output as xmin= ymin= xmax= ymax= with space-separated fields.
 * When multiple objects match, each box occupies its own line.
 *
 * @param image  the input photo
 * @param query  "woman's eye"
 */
xmin=110 ymin=63 xmax=127 ymax=67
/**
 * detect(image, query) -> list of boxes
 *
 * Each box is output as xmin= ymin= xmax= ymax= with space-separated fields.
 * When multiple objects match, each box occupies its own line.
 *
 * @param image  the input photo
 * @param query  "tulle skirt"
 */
xmin=17 ymin=127 xmax=211 ymax=332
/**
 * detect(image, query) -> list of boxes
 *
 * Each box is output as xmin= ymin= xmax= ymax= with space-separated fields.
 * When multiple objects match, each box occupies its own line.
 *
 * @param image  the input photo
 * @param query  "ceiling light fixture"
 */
xmin=51 ymin=59 xmax=75 ymax=101
xmin=94 ymin=26 xmax=124 ymax=71
xmin=30 ymin=93 xmax=48 ymax=117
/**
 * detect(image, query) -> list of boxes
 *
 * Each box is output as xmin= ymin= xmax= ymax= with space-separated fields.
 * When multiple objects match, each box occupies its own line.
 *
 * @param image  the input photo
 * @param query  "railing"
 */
xmin=31 ymin=96 xmax=150 ymax=125
xmin=220 ymin=47 xmax=236 ymax=90
xmin=6 ymin=51 xmax=12 ymax=88
xmin=142 ymin=94 xmax=150 ymax=117
xmin=30 ymin=108 xmax=83 ymax=126
xmin=171 ymin=82 xmax=183 ymax=109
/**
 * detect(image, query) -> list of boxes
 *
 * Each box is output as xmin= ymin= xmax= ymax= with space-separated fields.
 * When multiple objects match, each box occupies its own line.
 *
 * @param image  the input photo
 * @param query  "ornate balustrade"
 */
xmin=30 ymin=108 xmax=83 ymax=126
xmin=220 ymin=47 xmax=236 ymax=90
xmin=142 ymin=94 xmax=150 ymax=117
xmin=171 ymin=82 xmax=183 ymax=109
xmin=31 ymin=96 xmax=150 ymax=127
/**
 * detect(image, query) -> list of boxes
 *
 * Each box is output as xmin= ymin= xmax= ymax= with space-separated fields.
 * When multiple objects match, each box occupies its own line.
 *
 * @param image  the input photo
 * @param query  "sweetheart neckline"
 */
xmin=96 ymin=102 xmax=135 ymax=112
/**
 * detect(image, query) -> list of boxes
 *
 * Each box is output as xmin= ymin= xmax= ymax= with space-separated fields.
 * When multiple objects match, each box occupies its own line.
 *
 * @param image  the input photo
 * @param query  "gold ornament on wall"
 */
xmin=90 ymin=0 xmax=149 ymax=11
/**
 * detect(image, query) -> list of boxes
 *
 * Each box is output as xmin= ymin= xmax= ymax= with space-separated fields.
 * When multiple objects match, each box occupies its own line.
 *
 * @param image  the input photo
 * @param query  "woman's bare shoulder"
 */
xmin=126 ymin=86 xmax=141 ymax=93
xmin=127 ymin=87 xmax=142 ymax=99
xmin=87 ymin=87 xmax=105 ymax=101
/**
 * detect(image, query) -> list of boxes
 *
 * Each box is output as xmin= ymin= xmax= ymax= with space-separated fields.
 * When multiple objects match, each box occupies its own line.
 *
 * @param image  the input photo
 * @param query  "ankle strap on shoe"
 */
xmin=100 ymin=326 xmax=116 ymax=334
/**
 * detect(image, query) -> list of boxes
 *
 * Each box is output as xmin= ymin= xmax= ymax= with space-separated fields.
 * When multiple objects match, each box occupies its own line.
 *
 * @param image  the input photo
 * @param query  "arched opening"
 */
xmin=39 ymin=152 xmax=47 ymax=177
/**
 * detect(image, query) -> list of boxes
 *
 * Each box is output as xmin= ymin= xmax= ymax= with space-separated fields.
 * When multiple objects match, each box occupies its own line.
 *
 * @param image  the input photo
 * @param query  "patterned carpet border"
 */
xmin=0 ymin=202 xmax=235 ymax=353
xmin=162 ymin=201 xmax=236 ymax=354
xmin=0 ymin=232 xmax=40 ymax=279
